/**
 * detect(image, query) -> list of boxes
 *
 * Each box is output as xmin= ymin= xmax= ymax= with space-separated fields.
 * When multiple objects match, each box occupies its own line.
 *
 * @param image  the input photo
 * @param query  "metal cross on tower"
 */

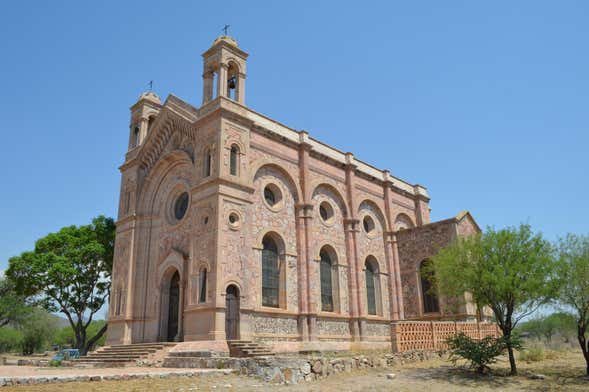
xmin=222 ymin=24 xmax=230 ymax=36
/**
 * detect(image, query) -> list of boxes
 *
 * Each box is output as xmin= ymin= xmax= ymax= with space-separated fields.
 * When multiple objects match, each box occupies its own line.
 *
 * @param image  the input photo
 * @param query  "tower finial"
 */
xmin=222 ymin=24 xmax=230 ymax=36
xmin=148 ymin=80 xmax=153 ymax=92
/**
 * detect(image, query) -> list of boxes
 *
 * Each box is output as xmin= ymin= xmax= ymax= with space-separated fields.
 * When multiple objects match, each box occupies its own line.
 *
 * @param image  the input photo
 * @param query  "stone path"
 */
xmin=0 ymin=366 xmax=236 ymax=387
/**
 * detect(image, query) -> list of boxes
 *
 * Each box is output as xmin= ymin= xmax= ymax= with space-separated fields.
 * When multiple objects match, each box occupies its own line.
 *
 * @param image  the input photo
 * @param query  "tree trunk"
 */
xmin=507 ymin=344 xmax=517 ymax=375
xmin=578 ymin=325 xmax=589 ymax=376
xmin=85 ymin=323 xmax=107 ymax=354
xmin=75 ymin=327 xmax=87 ymax=356
xmin=502 ymin=327 xmax=517 ymax=376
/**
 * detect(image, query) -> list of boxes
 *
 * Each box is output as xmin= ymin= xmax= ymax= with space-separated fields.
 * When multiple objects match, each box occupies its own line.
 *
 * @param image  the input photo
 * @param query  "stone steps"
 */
xmin=71 ymin=342 xmax=177 ymax=367
xmin=227 ymin=340 xmax=274 ymax=357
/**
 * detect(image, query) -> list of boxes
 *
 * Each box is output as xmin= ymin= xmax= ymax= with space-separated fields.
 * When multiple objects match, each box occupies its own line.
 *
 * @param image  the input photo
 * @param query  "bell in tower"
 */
xmin=201 ymin=34 xmax=248 ymax=105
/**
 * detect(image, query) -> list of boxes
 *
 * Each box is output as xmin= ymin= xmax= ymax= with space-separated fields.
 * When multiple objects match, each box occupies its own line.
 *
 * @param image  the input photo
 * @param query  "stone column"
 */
xmin=295 ymin=204 xmax=309 ymax=341
xmin=344 ymin=218 xmax=360 ymax=340
xmin=177 ymin=279 xmax=185 ymax=341
xmin=413 ymin=185 xmax=431 ymax=226
xmin=391 ymin=234 xmax=404 ymax=319
xmin=202 ymin=72 xmax=214 ymax=104
xmin=344 ymin=153 xmax=364 ymax=339
xmin=351 ymin=222 xmax=366 ymax=339
xmin=237 ymin=73 xmax=246 ymax=105
xmin=296 ymin=133 xmax=314 ymax=341
xmin=217 ymin=64 xmax=228 ymax=99
xmin=123 ymin=218 xmax=138 ymax=344
xmin=381 ymin=171 xmax=400 ymax=321
xmin=384 ymin=234 xmax=400 ymax=320
xmin=139 ymin=116 xmax=149 ymax=144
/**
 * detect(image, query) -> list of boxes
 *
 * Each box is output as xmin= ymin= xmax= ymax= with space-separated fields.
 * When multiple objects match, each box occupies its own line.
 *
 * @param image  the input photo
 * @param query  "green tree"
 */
xmin=18 ymin=308 xmax=59 ymax=355
xmin=429 ymin=224 xmax=556 ymax=375
xmin=0 ymin=276 xmax=30 ymax=327
xmin=6 ymin=216 xmax=115 ymax=355
xmin=54 ymin=320 xmax=106 ymax=350
xmin=0 ymin=327 xmax=23 ymax=353
xmin=518 ymin=312 xmax=577 ymax=344
xmin=555 ymin=233 xmax=589 ymax=375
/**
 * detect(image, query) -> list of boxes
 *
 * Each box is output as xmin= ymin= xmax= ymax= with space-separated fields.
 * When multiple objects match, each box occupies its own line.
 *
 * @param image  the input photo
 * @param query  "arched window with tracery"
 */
xmin=230 ymin=145 xmax=239 ymax=176
xmin=420 ymin=260 xmax=440 ymax=313
xmin=320 ymin=248 xmax=334 ymax=312
xmin=262 ymin=235 xmax=280 ymax=307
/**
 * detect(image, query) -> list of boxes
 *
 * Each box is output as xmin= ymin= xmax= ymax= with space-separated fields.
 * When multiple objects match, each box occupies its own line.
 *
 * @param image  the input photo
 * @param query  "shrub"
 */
xmin=48 ymin=359 xmax=62 ymax=367
xmin=446 ymin=333 xmax=513 ymax=374
xmin=519 ymin=346 xmax=545 ymax=362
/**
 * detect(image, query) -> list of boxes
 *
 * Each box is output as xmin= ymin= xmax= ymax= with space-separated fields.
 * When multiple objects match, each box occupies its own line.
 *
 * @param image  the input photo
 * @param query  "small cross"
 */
xmin=222 ymin=24 xmax=230 ymax=36
xmin=148 ymin=80 xmax=153 ymax=91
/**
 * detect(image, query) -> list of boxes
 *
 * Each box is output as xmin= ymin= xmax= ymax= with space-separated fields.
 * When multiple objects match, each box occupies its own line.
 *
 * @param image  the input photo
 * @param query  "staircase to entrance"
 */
xmin=227 ymin=340 xmax=274 ymax=357
xmin=72 ymin=342 xmax=177 ymax=367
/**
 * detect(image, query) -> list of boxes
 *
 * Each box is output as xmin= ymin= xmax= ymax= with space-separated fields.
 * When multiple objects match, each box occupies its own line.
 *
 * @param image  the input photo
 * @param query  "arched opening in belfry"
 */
xmin=227 ymin=62 xmax=239 ymax=101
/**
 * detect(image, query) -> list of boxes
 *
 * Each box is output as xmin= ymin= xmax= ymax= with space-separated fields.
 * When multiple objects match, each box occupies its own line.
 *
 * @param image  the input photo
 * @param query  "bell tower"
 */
xmin=201 ymin=35 xmax=248 ymax=105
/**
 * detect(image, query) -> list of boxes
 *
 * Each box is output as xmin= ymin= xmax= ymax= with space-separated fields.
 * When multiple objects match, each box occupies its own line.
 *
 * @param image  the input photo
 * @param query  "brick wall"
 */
xmin=391 ymin=321 xmax=501 ymax=352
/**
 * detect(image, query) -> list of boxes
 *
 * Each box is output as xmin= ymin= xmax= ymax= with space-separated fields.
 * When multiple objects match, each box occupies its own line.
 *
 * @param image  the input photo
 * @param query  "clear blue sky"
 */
xmin=1 ymin=1 xmax=587 ymax=275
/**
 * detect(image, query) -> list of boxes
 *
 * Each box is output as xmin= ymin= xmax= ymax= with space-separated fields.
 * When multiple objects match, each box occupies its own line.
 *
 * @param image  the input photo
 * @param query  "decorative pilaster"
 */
xmin=237 ymin=73 xmax=246 ymax=104
xmin=344 ymin=152 xmax=366 ymax=339
xmin=296 ymin=132 xmax=315 ymax=341
xmin=218 ymin=64 xmax=228 ymax=99
xmin=382 ymin=171 xmax=400 ymax=321
xmin=202 ymin=72 xmax=214 ymax=104
xmin=295 ymin=203 xmax=312 ymax=341
xmin=344 ymin=218 xmax=361 ymax=340
xmin=391 ymin=234 xmax=405 ymax=319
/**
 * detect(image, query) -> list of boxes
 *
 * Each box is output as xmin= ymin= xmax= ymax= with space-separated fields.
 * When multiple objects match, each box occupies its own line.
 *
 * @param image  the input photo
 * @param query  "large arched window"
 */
xmin=230 ymin=145 xmax=239 ymax=176
xmin=320 ymin=248 xmax=334 ymax=312
xmin=420 ymin=260 xmax=440 ymax=313
xmin=365 ymin=257 xmax=380 ymax=316
xmin=262 ymin=235 xmax=280 ymax=308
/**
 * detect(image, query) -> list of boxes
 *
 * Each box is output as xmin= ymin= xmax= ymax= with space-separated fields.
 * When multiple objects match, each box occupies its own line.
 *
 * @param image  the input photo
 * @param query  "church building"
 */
xmin=106 ymin=35 xmax=482 ymax=353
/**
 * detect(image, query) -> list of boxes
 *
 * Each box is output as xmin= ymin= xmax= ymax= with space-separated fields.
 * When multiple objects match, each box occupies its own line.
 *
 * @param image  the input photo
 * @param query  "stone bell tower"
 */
xmin=201 ymin=35 xmax=248 ymax=105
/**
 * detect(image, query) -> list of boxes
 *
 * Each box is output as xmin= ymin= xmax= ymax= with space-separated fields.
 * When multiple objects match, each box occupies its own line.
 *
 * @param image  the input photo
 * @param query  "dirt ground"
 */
xmin=3 ymin=350 xmax=589 ymax=391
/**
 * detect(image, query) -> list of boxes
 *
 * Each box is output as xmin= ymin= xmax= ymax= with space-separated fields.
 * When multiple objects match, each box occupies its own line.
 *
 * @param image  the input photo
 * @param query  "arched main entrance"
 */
xmin=166 ymin=271 xmax=180 ymax=342
xmin=225 ymin=285 xmax=240 ymax=340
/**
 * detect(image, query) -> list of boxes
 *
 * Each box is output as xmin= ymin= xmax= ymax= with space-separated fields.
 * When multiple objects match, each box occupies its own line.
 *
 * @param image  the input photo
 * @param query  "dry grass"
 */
xmin=2 ymin=350 xmax=588 ymax=391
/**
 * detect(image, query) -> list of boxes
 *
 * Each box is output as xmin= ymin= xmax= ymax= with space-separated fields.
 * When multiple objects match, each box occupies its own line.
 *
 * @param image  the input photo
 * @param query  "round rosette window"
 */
xmin=173 ymin=192 xmax=189 ymax=221
xmin=363 ymin=215 xmax=376 ymax=235
xmin=319 ymin=201 xmax=335 ymax=225
xmin=262 ymin=183 xmax=284 ymax=211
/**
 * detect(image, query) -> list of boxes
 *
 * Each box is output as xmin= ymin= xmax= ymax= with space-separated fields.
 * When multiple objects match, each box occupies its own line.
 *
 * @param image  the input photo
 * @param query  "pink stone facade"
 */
xmin=106 ymin=36 xmax=483 ymax=353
